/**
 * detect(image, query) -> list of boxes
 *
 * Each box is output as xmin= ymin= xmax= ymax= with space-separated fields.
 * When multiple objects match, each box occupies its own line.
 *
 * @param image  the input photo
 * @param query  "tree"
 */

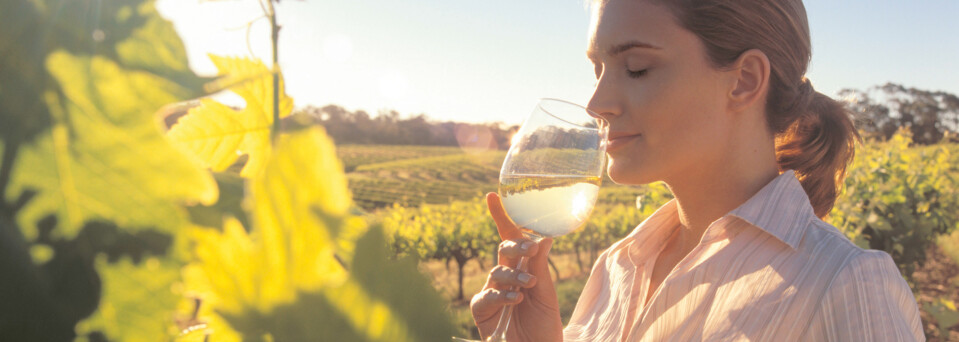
xmin=840 ymin=83 xmax=959 ymax=144
xmin=839 ymin=88 xmax=898 ymax=140
xmin=297 ymin=104 xmax=517 ymax=147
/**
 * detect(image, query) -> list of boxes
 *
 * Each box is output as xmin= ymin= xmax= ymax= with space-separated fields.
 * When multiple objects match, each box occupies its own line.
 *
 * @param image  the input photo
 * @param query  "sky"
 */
xmin=156 ymin=0 xmax=959 ymax=125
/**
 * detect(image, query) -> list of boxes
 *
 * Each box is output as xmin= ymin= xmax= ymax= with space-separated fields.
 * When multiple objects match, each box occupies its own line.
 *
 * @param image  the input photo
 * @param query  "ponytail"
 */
xmin=774 ymin=79 xmax=860 ymax=218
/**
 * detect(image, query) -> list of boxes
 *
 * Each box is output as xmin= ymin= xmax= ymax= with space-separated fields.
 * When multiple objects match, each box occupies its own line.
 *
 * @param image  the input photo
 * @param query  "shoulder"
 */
xmin=801 ymin=220 xmax=925 ymax=341
xmin=799 ymin=218 xmax=907 ymax=287
xmin=795 ymin=217 xmax=871 ymax=265
xmin=826 ymin=247 xmax=906 ymax=295
xmin=803 ymin=218 xmax=861 ymax=251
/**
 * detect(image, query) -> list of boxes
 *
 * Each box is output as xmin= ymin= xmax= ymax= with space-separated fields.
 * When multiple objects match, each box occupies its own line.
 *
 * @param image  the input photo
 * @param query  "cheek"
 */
xmin=605 ymin=70 xmax=728 ymax=184
xmin=651 ymin=73 xmax=726 ymax=140
xmin=638 ymin=74 xmax=727 ymax=168
xmin=641 ymin=79 xmax=712 ymax=148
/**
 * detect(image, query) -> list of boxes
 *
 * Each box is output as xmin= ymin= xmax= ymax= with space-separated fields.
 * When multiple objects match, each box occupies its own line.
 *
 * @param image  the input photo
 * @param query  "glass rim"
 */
xmin=536 ymin=98 xmax=604 ymax=130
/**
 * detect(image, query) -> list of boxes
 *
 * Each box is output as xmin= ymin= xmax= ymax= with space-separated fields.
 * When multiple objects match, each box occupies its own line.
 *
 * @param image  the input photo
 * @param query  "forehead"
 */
xmin=587 ymin=0 xmax=684 ymax=58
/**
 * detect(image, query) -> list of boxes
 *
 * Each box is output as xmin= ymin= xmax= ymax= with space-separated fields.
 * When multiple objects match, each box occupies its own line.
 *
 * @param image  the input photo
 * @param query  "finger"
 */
xmin=471 ymin=288 xmax=524 ymax=316
xmin=497 ymin=239 xmax=540 ymax=265
xmin=486 ymin=192 xmax=524 ymax=241
xmin=486 ymin=265 xmax=538 ymax=289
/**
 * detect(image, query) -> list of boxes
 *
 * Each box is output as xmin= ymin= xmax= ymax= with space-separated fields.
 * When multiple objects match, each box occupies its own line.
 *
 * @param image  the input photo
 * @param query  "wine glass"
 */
xmin=461 ymin=98 xmax=607 ymax=342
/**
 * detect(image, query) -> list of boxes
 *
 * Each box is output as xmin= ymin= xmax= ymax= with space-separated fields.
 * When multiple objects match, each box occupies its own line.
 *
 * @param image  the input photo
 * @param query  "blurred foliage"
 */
xmin=830 ymin=129 xmax=959 ymax=281
xmin=168 ymin=55 xmax=293 ymax=177
xmin=927 ymin=298 xmax=959 ymax=339
xmin=0 ymin=0 xmax=214 ymax=340
xmin=1 ymin=0 xmax=455 ymax=341
xmin=830 ymin=129 xmax=959 ymax=338
xmin=182 ymin=129 xmax=454 ymax=341
xmin=1 ymin=0 xmax=216 ymax=240
xmin=939 ymin=227 xmax=959 ymax=268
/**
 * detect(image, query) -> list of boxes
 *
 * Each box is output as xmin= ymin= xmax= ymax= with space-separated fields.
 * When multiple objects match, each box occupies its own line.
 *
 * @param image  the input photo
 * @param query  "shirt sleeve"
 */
xmin=803 ymin=250 xmax=925 ymax=341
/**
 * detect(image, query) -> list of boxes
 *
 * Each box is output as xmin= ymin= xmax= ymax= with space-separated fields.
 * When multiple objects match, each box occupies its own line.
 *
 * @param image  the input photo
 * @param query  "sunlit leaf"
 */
xmin=8 ymin=52 xmax=217 ymax=240
xmin=167 ymin=55 xmax=293 ymax=177
xmin=1 ymin=1 xmax=218 ymax=341
xmin=186 ymin=128 xmax=453 ymax=341
xmin=74 ymin=256 xmax=183 ymax=342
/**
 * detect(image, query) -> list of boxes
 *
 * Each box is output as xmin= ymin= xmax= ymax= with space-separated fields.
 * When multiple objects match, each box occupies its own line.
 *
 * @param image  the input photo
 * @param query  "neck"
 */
xmin=664 ymin=135 xmax=779 ymax=250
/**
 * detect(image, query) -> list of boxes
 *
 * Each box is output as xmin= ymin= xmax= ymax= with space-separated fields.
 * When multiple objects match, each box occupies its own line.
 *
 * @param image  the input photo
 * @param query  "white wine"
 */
xmin=499 ymin=174 xmax=601 ymax=238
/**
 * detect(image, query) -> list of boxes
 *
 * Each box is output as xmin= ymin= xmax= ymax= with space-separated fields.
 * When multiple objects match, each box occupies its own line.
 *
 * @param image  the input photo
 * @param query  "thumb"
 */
xmin=486 ymin=192 xmax=524 ymax=241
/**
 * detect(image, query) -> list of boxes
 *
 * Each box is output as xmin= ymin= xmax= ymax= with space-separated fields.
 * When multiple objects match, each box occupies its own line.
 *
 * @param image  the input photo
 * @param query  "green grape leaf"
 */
xmin=341 ymin=223 xmax=457 ymax=342
xmin=8 ymin=51 xmax=217 ymax=240
xmin=3 ymin=0 xmax=217 ymax=240
xmin=167 ymin=55 xmax=293 ymax=177
xmin=74 ymin=256 xmax=183 ymax=342
xmin=186 ymin=128 xmax=453 ymax=341
xmin=1 ymin=1 xmax=218 ymax=341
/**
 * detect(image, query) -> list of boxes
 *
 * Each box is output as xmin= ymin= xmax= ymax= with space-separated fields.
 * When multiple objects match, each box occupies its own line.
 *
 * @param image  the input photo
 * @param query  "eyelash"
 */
xmin=628 ymin=69 xmax=648 ymax=78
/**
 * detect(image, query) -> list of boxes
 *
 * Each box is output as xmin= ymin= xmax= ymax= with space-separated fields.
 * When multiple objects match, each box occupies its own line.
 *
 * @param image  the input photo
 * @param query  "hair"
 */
xmin=643 ymin=0 xmax=860 ymax=218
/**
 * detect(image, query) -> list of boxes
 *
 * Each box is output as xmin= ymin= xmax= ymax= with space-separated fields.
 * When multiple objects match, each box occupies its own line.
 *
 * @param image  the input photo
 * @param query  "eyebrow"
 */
xmin=587 ymin=40 xmax=661 ymax=61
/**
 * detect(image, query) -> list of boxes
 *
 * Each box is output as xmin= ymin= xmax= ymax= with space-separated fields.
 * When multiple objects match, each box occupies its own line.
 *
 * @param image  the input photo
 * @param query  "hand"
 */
xmin=470 ymin=192 xmax=563 ymax=342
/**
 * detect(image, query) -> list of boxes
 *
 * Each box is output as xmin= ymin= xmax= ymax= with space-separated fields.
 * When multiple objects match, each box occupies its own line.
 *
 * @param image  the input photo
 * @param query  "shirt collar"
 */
xmin=624 ymin=199 xmax=681 ymax=264
xmin=624 ymin=170 xmax=814 ymax=256
xmin=727 ymin=170 xmax=816 ymax=250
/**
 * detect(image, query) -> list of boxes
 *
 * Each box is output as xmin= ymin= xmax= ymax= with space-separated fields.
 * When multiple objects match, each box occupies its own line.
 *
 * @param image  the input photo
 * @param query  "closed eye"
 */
xmin=628 ymin=69 xmax=648 ymax=78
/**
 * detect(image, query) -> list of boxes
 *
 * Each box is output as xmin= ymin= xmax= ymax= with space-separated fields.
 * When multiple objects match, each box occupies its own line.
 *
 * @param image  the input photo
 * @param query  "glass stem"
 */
xmin=486 ymin=255 xmax=529 ymax=342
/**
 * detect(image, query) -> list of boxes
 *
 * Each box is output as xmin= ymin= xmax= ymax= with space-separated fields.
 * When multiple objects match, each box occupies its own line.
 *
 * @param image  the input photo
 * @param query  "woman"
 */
xmin=469 ymin=0 xmax=925 ymax=341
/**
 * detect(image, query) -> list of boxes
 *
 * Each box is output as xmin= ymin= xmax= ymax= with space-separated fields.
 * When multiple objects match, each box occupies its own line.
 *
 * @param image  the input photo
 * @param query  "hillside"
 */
xmin=338 ymin=145 xmax=648 ymax=211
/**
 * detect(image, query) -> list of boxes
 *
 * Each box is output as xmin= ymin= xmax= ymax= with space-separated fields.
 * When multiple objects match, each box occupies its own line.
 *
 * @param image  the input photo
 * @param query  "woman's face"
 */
xmin=587 ymin=0 xmax=736 ymax=185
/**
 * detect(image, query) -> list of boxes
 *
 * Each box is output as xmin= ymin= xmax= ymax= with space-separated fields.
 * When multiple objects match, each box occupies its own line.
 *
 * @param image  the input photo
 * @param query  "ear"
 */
xmin=727 ymin=49 xmax=770 ymax=113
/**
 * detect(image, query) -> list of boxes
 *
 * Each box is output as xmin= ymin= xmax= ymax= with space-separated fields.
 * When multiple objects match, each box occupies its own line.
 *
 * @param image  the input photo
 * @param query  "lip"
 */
xmin=606 ymin=132 xmax=641 ymax=152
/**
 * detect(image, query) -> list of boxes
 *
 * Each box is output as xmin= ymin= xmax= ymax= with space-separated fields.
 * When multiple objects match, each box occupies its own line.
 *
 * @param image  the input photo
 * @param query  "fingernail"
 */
xmin=520 ymin=241 xmax=532 ymax=250
xmin=506 ymin=292 xmax=518 ymax=300
xmin=518 ymin=273 xmax=531 ymax=284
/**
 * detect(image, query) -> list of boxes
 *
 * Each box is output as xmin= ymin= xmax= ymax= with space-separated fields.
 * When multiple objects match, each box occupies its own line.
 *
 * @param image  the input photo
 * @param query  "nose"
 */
xmin=586 ymin=74 xmax=621 ymax=122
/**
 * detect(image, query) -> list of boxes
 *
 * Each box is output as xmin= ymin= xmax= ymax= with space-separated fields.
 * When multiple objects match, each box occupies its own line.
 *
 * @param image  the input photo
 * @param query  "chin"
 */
xmin=606 ymin=160 xmax=655 ymax=186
